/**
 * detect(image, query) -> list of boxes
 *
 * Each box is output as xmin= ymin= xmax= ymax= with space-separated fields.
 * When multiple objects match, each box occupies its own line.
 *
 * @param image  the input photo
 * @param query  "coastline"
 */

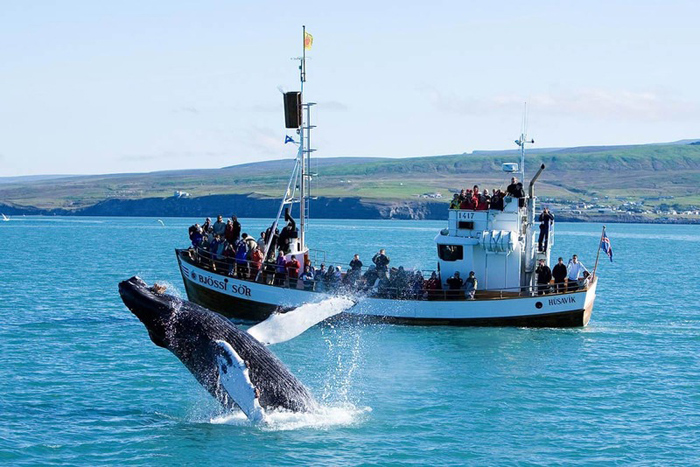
xmin=2 ymin=194 xmax=698 ymax=224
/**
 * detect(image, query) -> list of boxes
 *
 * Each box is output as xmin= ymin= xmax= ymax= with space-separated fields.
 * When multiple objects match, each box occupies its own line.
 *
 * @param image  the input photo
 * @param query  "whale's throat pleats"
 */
xmin=215 ymin=340 xmax=266 ymax=423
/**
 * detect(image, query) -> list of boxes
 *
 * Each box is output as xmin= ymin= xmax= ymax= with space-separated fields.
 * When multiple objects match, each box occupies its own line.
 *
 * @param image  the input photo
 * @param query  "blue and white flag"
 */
xmin=601 ymin=230 xmax=613 ymax=262
xmin=284 ymin=135 xmax=296 ymax=144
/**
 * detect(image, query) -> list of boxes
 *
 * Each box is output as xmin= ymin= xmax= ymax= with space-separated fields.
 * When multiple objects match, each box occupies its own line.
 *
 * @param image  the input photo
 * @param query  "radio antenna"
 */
xmin=514 ymin=102 xmax=534 ymax=181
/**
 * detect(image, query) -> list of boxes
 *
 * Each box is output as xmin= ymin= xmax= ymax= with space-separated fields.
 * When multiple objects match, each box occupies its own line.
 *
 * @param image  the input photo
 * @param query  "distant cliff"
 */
xmin=0 ymin=194 xmax=447 ymax=220
xmin=2 ymin=194 xmax=698 ymax=223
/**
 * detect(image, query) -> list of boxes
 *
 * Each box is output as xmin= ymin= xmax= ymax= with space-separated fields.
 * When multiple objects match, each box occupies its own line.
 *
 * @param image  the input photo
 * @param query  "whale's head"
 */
xmin=119 ymin=276 xmax=179 ymax=348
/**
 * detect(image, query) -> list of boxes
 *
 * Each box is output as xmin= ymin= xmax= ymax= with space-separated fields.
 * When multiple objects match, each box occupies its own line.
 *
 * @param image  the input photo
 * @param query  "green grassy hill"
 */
xmin=2 ymin=142 xmax=700 ymax=211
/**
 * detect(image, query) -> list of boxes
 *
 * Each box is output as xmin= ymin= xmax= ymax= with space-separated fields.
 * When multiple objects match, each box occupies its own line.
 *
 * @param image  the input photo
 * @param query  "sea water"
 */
xmin=0 ymin=217 xmax=698 ymax=465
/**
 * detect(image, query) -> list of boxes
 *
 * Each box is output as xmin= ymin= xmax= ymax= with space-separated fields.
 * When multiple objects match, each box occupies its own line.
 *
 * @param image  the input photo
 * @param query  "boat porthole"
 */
xmin=535 ymin=301 xmax=543 ymax=309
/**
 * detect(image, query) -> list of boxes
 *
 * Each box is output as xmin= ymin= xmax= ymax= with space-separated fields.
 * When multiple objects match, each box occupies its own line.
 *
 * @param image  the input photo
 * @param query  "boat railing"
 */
xmin=308 ymin=248 xmax=327 ymax=267
xmin=180 ymin=247 xmax=590 ymax=302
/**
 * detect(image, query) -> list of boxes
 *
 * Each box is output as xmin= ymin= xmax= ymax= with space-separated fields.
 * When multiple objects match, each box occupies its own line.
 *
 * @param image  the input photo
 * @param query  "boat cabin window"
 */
xmin=437 ymin=244 xmax=463 ymax=261
xmin=458 ymin=221 xmax=474 ymax=230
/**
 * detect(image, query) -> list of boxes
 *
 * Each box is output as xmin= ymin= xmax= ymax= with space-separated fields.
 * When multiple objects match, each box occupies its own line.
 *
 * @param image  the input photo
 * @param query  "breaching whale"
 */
xmin=119 ymin=276 xmax=318 ymax=422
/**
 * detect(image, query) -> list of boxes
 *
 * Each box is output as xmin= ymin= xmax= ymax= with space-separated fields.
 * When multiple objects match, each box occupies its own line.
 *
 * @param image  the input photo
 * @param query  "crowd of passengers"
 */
xmin=185 ymin=204 xmax=587 ymax=300
xmin=187 ymin=211 xmax=300 ymax=280
xmin=186 ymin=219 xmax=451 ymax=299
xmin=449 ymin=177 xmax=526 ymax=210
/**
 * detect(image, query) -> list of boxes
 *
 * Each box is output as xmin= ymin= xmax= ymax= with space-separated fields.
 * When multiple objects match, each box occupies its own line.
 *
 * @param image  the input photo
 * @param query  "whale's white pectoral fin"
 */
xmin=247 ymin=296 xmax=357 ymax=345
xmin=214 ymin=340 xmax=266 ymax=423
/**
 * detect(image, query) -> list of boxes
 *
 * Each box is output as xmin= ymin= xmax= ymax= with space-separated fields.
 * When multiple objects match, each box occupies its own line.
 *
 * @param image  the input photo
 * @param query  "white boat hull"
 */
xmin=177 ymin=252 xmax=596 ymax=327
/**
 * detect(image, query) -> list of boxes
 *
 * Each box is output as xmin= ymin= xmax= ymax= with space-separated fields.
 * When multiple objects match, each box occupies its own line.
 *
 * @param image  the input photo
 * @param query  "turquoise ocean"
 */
xmin=1 ymin=217 xmax=698 ymax=465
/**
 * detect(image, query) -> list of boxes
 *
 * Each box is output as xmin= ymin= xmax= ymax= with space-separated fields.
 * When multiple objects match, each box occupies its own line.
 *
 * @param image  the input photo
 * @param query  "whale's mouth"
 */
xmin=118 ymin=276 xmax=148 ymax=298
xmin=119 ymin=276 xmax=172 ymax=347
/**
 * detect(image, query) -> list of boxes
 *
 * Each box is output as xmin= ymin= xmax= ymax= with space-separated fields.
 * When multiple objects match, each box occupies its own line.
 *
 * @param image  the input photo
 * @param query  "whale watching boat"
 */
xmin=175 ymin=28 xmax=601 ymax=327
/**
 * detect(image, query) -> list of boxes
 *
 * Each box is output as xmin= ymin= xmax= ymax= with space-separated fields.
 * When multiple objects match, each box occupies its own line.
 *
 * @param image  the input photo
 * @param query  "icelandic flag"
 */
xmin=601 ymin=230 xmax=613 ymax=262
xmin=284 ymin=135 xmax=295 ymax=144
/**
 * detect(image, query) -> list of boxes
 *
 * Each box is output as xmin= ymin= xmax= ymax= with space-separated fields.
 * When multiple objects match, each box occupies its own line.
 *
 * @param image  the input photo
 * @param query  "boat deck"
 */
xmin=176 ymin=248 xmax=591 ymax=302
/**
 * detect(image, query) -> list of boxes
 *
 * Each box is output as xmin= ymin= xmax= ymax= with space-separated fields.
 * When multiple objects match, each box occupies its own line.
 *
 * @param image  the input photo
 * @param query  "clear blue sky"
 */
xmin=2 ymin=0 xmax=699 ymax=176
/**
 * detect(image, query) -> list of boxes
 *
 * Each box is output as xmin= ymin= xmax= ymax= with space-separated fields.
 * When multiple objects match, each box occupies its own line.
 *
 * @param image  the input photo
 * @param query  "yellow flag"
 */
xmin=304 ymin=31 xmax=313 ymax=50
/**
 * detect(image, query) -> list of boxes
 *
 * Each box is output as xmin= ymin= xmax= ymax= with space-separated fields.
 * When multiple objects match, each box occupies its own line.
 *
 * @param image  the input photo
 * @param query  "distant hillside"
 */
xmin=1 ymin=140 xmax=700 ymax=217
xmin=222 ymin=156 xmax=388 ymax=171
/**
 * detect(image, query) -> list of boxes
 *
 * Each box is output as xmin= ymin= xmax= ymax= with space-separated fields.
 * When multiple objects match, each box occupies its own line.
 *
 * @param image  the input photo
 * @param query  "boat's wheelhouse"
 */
xmin=435 ymin=191 xmax=552 ymax=292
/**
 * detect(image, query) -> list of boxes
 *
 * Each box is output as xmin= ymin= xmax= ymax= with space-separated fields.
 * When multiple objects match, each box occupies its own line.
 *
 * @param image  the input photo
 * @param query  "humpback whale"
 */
xmin=118 ymin=276 xmax=317 ymax=422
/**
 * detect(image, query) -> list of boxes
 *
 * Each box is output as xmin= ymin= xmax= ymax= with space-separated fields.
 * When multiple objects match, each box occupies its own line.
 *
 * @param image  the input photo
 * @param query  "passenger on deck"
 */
xmin=459 ymin=192 xmax=470 ymax=209
xmin=446 ymin=271 xmax=463 ymax=299
xmin=211 ymin=234 xmax=225 ymax=260
xmin=224 ymin=242 xmax=236 ymax=275
xmin=242 ymin=233 xmax=258 ymax=251
xmin=449 ymin=193 xmax=461 ymax=210
xmin=465 ymin=271 xmax=478 ymax=300
xmin=566 ymin=255 xmax=588 ymax=291
xmin=189 ymin=223 xmax=203 ymax=247
xmin=230 ymin=216 xmax=241 ymax=242
xmin=331 ymin=266 xmax=343 ymax=289
xmin=395 ymin=266 xmax=410 ymax=298
xmin=257 ymin=231 xmax=266 ymax=248
xmin=224 ymin=219 xmax=236 ymax=244
xmin=202 ymin=217 xmax=212 ymax=234
xmin=552 ymin=257 xmax=567 ymax=293
xmin=426 ymin=271 xmax=442 ymax=300
xmin=213 ymin=215 xmax=227 ymax=236
xmin=286 ymin=255 xmax=301 ymax=288
xmin=514 ymin=182 xmax=525 ymax=207
xmin=488 ymin=190 xmax=501 ymax=210
xmin=350 ymin=254 xmax=363 ymax=273
xmin=411 ymin=271 xmax=425 ymax=299
xmin=535 ymin=259 xmax=552 ymax=295
xmin=460 ymin=189 xmax=477 ymax=210
xmin=262 ymin=254 xmax=275 ymax=285
xmin=538 ymin=223 xmax=548 ymax=252
xmin=506 ymin=177 xmax=519 ymax=197
xmin=348 ymin=254 xmax=363 ymax=285
xmin=275 ymin=251 xmax=287 ymax=286
xmin=300 ymin=264 xmax=315 ymax=287
xmin=279 ymin=209 xmax=298 ymax=254
xmin=264 ymin=226 xmax=279 ymax=260
xmin=538 ymin=207 xmax=555 ymax=252
xmin=372 ymin=249 xmax=391 ymax=279
xmin=235 ymin=241 xmax=248 ymax=279
xmin=250 ymin=247 xmax=263 ymax=281
xmin=477 ymin=189 xmax=490 ymax=211
xmin=200 ymin=234 xmax=211 ymax=252
xmin=322 ymin=264 xmax=334 ymax=289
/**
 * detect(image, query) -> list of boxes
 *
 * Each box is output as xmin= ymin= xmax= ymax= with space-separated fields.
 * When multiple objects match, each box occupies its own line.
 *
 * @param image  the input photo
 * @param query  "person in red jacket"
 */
xmin=477 ymin=189 xmax=490 ymax=211
xmin=286 ymin=255 xmax=301 ymax=288
xmin=250 ymin=247 xmax=264 ymax=281
xmin=425 ymin=271 xmax=442 ymax=300
xmin=460 ymin=189 xmax=477 ymax=210
xmin=224 ymin=219 xmax=237 ymax=244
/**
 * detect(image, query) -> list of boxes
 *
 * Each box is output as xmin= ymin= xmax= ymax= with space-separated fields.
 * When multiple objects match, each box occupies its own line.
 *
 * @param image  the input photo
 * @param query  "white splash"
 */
xmin=319 ymin=322 xmax=366 ymax=405
xmin=209 ymin=404 xmax=371 ymax=431
xmin=247 ymin=296 xmax=356 ymax=345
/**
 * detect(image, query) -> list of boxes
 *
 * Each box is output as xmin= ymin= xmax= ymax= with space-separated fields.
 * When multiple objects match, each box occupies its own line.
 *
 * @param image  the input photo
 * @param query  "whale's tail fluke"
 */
xmin=247 ymin=296 xmax=356 ymax=345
